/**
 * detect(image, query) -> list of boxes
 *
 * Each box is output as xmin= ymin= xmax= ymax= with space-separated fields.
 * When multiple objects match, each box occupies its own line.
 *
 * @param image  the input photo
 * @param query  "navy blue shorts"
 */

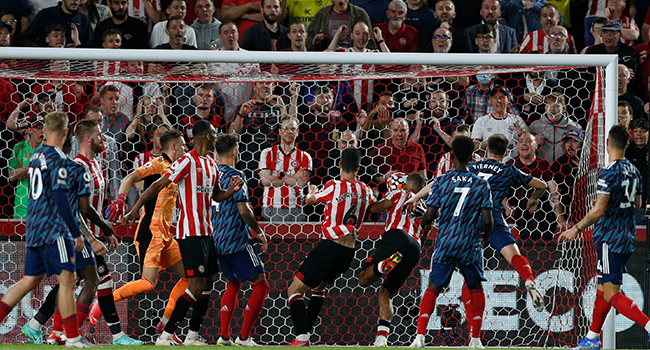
xmin=597 ymin=243 xmax=630 ymax=285
xmin=488 ymin=217 xmax=516 ymax=252
xmin=219 ymin=244 xmax=265 ymax=282
xmin=429 ymin=259 xmax=486 ymax=288
xmin=75 ymin=240 xmax=96 ymax=271
xmin=25 ymin=236 xmax=76 ymax=277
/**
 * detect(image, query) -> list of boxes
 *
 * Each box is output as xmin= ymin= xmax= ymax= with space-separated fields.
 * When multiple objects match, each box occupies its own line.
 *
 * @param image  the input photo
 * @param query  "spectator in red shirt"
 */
xmin=505 ymin=132 xmax=555 ymax=240
xmin=373 ymin=0 xmax=419 ymax=52
xmin=221 ymin=0 xmax=263 ymax=43
xmin=372 ymin=117 xmax=427 ymax=185
xmin=180 ymin=83 xmax=226 ymax=137
xmin=634 ymin=25 xmax=650 ymax=97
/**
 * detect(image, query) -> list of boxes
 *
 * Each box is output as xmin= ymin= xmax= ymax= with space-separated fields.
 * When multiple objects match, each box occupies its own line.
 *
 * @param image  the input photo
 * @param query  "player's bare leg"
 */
xmin=0 ymin=275 xmax=44 ymax=309
xmin=286 ymin=276 xmax=318 ymax=346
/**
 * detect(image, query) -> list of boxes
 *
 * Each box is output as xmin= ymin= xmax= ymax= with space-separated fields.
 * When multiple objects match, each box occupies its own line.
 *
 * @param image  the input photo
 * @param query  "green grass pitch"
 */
xmin=0 ymin=346 xmax=543 ymax=350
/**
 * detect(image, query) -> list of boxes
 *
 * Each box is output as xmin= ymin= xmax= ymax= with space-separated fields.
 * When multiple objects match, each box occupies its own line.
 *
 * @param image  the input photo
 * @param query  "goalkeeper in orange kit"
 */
xmin=88 ymin=129 xmax=189 ymax=333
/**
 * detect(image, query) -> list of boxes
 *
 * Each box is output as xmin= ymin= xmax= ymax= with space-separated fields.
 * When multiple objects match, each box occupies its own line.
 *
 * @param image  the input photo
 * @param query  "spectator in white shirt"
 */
xmin=149 ymin=0 xmax=197 ymax=48
xmin=472 ymin=86 xmax=528 ymax=153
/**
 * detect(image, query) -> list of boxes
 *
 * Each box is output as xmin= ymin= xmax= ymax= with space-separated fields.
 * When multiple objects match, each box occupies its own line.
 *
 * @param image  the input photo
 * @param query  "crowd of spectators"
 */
xmin=0 ymin=0 xmax=649 ymax=234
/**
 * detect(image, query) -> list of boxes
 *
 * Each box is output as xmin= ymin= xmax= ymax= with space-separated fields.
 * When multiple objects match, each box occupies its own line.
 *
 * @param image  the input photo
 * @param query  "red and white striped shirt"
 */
xmin=74 ymin=154 xmax=106 ymax=237
xmin=587 ymin=0 xmax=607 ymax=17
xmin=435 ymin=151 xmax=483 ymax=178
xmin=134 ymin=151 xmax=157 ymax=170
xmin=129 ymin=0 xmax=162 ymax=27
xmin=339 ymin=47 xmax=379 ymax=110
xmin=165 ymin=150 xmax=220 ymax=239
xmin=314 ymin=179 xmax=376 ymax=240
xmin=520 ymin=30 xmax=577 ymax=54
xmin=384 ymin=190 xmax=427 ymax=241
xmin=614 ymin=15 xmax=638 ymax=47
xmin=259 ymin=145 xmax=312 ymax=209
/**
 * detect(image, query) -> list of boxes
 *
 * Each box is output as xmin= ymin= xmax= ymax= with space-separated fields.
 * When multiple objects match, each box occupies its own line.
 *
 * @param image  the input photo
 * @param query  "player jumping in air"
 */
xmin=0 ymin=112 xmax=95 ymax=348
xmin=362 ymin=172 xmax=430 ymax=347
xmin=123 ymin=120 xmax=243 ymax=346
xmin=410 ymin=135 xmax=493 ymax=349
xmin=560 ymin=125 xmax=650 ymax=350
xmin=286 ymin=147 xmax=376 ymax=346
xmin=92 ymin=129 xmax=189 ymax=335
xmin=213 ymin=134 xmax=270 ymax=346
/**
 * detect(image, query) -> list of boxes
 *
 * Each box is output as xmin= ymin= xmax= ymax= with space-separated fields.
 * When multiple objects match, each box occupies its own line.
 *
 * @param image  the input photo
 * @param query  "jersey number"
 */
xmin=620 ymin=178 xmax=638 ymax=209
xmin=453 ymin=187 xmax=470 ymax=217
xmin=477 ymin=172 xmax=493 ymax=181
xmin=28 ymin=168 xmax=43 ymax=200
xmin=343 ymin=204 xmax=358 ymax=226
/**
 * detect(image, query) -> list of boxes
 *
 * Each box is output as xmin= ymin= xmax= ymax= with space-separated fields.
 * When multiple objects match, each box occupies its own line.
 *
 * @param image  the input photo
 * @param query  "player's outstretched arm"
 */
xmin=636 ymin=194 xmax=643 ymax=210
xmin=558 ymin=193 xmax=609 ymax=242
xmin=369 ymin=199 xmax=392 ymax=214
xmin=79 ymin=217 xmax=108 ymax=256
xmin=237 ymin=202 xmax=268 ymax=253
xmin=406 ymin=183 xmax=432 ymax=211
xmin=108 ymin=170 xmax=143 ymax=223
xmin=304 ymin=185 xmax=319 ymax=206
xmin=421 ymin=207 xmax=438 ymax=229
xmin=213 ymin=175 xmax=244 ymax=202
xmin=526 ymin=177 xmax=548 ymax=213
xmin=481 ymin=209 xmax=493 ymax=247
xmin=122 ymin=177 xmax=171 ymax=227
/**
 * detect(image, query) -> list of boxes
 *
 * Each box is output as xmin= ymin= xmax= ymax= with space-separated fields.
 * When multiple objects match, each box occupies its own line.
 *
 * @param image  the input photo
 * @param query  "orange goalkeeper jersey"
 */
xmin=135 ymin=154 xmax=178 ymax=242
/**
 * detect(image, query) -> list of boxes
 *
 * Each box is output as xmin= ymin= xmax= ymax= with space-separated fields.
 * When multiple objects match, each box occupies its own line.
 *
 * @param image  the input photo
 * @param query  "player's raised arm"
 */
xmin=369 ymin=198 xmax=392 ymax=213
xmin=405 ymin=182 xmax=432 ymax=211
xmin=525 ymin=177 xmax=548 ymax=213
xmin=558 ymin=193 xmax=609 ymax=242
xmin=304 ymin=184 xmax=319 ymax=206
xmin=108 ymin=170 xmax=142 ymax=222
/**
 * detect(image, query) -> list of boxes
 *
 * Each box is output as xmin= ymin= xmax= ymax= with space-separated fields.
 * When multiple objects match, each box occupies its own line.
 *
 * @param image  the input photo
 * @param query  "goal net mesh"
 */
xmin=0 ymin=55 xmax=612 ymax=347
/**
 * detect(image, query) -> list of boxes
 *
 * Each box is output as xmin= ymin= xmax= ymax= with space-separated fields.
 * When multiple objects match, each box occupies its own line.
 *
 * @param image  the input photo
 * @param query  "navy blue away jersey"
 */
xmin=212 ymin=164 xmax=251 ymax=256
xmin=469 ymin=158 xmax=533 ymax=213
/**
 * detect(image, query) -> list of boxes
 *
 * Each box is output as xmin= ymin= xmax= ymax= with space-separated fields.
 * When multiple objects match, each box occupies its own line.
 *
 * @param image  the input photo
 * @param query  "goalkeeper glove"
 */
xmin=107 ymin=193 xmax=128 ymax=223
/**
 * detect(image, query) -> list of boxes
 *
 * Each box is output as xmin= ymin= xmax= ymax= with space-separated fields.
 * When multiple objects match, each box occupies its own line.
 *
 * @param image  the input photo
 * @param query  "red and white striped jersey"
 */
xmin=435 ymin=151 xmax=483 ymax=178
xmin=339 ymin=47 xmax=379 ymax=110
xmin=74 ymin=154 xmax=106 ymax=237
xmin=520 ymin=30 xmax=577 ymax=54
xmin=129 ymin=0 xmax=162 ymax=25
xmin=314 ymin=179 xmax=376 ymax=240
xmin=587 ymin=0 xmax=607 ymax=17
xmin=615 ymin=15 xmax=638 ymax=47
xmin=384 ymin=190 xmax=427 ymax=241
xmin=94 ymin=61 xmax=122 ymax=75
xmin=134 ymin=151 xmax=157 ymax=171
xmin=165 ymin=150 xmax=220 ymax=239
xmin=259 ymin=145 xmax=313 ymax=209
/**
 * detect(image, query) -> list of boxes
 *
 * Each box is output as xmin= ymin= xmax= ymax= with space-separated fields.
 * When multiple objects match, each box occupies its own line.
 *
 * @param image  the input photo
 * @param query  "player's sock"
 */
xmin=62 ymin=314 xmax=80 ymax=339
xmin=377 ymin=319 xmax=391 ymax=339
xmin=113 ymin=278 xmax=155 ymax=302
xmin=34 ymin=284 xmax=59 ymax=327
xmin=0 ymin=300 xmax=13 ymax=322
xmin=189 ymin=291 xmax=211 ymax=332
xmin=241 ymin=280 xmax=270 ymax=340
xmin=164 ymin=289 xmax=196 ymax=334
xmin=76 ymin=302 xmax=90 ymax=327
xmin=53 ymin=308 xmax=63 ymax=333
xmin=220 ymin=281 xmax=241 ymax=339
xmin=289 ymin=293 xmax=308 ymax=336
xmin=163 ymin=278 xmax=189 ymax=321
xmin=610 ymin=292 xmax=650 ymax=328
xmin=97 ymin=275 xmax=122 ymax=335
xmin=461 ymin=283 xmax=473 ymax=334
xmin=417 ymin=287 xmax=439 ymax=335
xmin=588 ymin=290 xmax=611 ymax=336
xmin=305 ymin=289 xmax=326 ymax=333
xmin=468 ymin=288 xmax=485 ymax=338
xmin=510 ymin=254 xmax=534 ymax=282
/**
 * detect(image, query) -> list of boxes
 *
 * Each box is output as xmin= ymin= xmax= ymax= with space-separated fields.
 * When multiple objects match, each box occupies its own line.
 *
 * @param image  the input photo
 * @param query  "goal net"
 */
xmin=0 ymin=49 xmax=632 ymax=347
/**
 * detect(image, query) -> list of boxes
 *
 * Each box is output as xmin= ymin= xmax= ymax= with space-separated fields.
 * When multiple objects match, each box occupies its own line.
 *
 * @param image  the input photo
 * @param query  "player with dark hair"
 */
xmin=410 ymin=135 xmax=493 ymax=349
xmin=560 ymin=125 xmax=650 ymax=350
xmin=0 ymin=112 xmax=96 ymax=348
xmin=213 ymin=133 xmax=270 ymax=346
xmin=93 ymin=129 xmax=189 ymax=334
xmin=123 ymin=120 xmax=243 ymax=346
xmin=286 ymin=147 xmax=376 ymax=346
xmin=362 ymin=172 xmax=429 ymax=346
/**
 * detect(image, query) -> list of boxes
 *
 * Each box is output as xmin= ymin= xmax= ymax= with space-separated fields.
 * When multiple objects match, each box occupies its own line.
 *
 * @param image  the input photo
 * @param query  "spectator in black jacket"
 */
xmin=240 ymin=0 xmax=290 ymax=51
xmin=24 ymin=0 xmax=94 ymax=47
xmin=94 ymin=0 xmax=150 ymax=49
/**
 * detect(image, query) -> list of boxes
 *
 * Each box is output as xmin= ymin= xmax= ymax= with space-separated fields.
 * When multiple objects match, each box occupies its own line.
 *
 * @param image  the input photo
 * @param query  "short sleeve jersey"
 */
xmin=594 ymin=159 xmax=642 ymax=254
xmin=212 ymin=164 xmax=250 ymax=256
xmin=469 ymin=159 xmax=533 ymax=214
xmin=384 ymin=189 xmax=427 ymax=241
xmin=314 ymin=179 xmax=376 ymax=240
xmin=165 ymin=150 xmax=220 ymax=239
xmin=26 ymin=145 xmax=74 ymax=247
xmin=426 ymin=170 xmax=493 ymax=265
xmin=74 ymin=154 xmax=106 ymax=236
xmin=66 ymin=158 xmax=91 ymax=224
xmin=258 ymin=145 xmax=313 ymax=208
